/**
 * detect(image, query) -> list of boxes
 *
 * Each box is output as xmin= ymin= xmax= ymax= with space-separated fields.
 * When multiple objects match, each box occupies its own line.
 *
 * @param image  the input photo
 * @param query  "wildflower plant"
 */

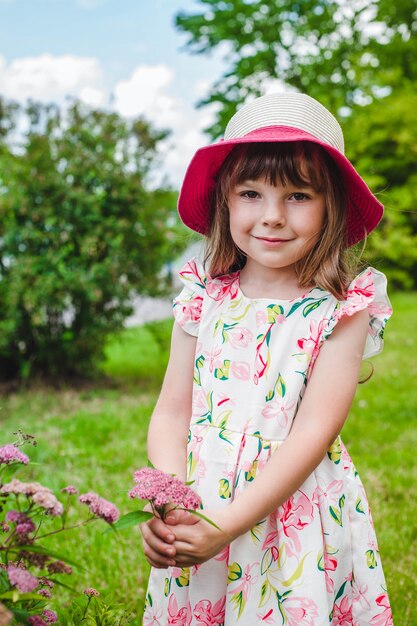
xmin=0 ymin=432 xmax=123 ymax=625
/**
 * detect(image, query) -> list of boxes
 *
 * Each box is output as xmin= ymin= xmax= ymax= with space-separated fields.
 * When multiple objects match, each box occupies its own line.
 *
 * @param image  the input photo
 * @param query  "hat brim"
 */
xmin=178 ymin=126 xmax=383 ymax=247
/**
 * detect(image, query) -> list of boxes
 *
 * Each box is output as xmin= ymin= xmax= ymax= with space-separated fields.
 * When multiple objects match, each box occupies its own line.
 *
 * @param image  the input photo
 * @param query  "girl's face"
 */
xmin=228 ymin=176 xmax=326 ymax=276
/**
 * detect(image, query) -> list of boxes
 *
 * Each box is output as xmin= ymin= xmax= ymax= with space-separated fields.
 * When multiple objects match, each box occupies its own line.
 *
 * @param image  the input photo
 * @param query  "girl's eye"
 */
xmin=240 ymin=190 xmax=259 ymax=199
xmin=290 ymin=192 xmax=310 ymax=201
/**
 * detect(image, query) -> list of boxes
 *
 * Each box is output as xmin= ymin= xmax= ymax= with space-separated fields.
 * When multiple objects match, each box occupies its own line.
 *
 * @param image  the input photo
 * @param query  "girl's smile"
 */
xmin=228 ymin=177 xmax=326 ymax=278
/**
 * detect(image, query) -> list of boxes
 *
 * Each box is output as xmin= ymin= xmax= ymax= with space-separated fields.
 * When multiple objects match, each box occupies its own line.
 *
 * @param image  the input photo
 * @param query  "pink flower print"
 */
xmin=168 ymin=595 xmax=192 ymax=625
xmin=352 ymin=582 xmax=371 ymax=611
xmin=256 ymin=310 xmax=267 ymax=326
xmin=230 ymin=361 xmax=251 ymax=381
xmin=332 ymin=595 xmax=353 ymax=625
xmin=193 ymin=597 xmax=226 ymax=625
xmin=297 ymin=318 xmax=328 ymax=360
xmin=368 ymin=301 xmax=392 ymax=317
xmin=179 ymin=258 xmax=206 ymax=288
xmin=283 ymin=596 xmax=319 ymax=626
xmin=322 ymin=549 xmax=338 ymax=594
xmin=144 ymin=601 xmax=163 ymax=625
xmin=261 ymin=395 xmax=296 ymax=428
xmin=313 ymin=480 xmax=344 ymax=509
xmin=369 ymin=593 xmax=393 ymax=626
xmin=227 ymin=326 xmax=253 ymax=349
xmin=206 ymin=273 xmax=239 ymax=302
xmin=214 ymin=545 xmax=230 ymax=562
xmin=204 ymin=346 xmax=223 ymax=372
xmin=228 ymin=563 xmax=259 ymax=604
xmin=174 ymin=295 xmax=203 ymax=328
xmin=337 ymin=269 xmax=374 ymax=319
xmin=257 ymin=608 xmax=275 ymax=624
xmin=280 ymin=491 xmax=314 ymax=554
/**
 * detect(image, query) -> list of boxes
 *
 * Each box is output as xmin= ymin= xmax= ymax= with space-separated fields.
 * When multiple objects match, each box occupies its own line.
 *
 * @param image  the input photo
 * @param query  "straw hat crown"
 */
xmin=224 ymin=92 xmax=345 ymax=154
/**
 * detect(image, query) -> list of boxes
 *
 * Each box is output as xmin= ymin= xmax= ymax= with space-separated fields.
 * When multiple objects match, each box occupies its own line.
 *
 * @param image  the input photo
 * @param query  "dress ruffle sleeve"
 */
xmin=172 ymin=257 xmax=206 ymax=336
xmin=322 ymin=268 xmax=392 ymax=359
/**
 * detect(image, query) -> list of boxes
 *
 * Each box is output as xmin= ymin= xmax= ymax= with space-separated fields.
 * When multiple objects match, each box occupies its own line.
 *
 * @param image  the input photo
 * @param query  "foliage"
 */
xmin=175 ymin=0 xmax=416 ymax=137
xmin=0 ymin=99 xmax=184 ymax=381
xmin=0 ymin=432 xmax=131 ymax=625
xmin=346 ymin=88 xmax=417 ymax=288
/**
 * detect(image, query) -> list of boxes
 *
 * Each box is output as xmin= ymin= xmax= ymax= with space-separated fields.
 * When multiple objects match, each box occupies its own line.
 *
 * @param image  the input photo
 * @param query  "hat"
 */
xmin=178 ymin=93 xmax=383 ymax=246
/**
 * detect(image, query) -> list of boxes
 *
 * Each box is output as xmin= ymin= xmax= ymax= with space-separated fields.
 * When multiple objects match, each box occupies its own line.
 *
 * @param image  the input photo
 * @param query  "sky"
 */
xmin=0 ymin=0 xmax=226 ymax=187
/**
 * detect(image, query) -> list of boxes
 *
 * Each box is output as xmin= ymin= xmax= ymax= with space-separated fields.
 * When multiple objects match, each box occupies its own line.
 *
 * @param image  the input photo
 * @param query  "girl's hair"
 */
xmin=205 ymin=142 xmax=362 ymax=299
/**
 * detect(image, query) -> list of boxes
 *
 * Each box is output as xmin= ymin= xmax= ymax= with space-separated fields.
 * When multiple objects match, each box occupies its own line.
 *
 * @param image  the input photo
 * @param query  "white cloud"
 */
xmin=0 ymin=54 xmax=106 ymax=106
xmin=113 ymin=63 xmax=215 ymax=187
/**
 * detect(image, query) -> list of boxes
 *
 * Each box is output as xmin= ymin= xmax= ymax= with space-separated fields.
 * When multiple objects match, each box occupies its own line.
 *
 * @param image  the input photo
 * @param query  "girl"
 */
xmin=141 ymin=93 xmax=393 ymax=625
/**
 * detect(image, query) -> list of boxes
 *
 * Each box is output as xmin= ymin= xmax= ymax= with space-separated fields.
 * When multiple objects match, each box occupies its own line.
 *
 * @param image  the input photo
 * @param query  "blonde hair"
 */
xmin=205 ymin=142 xmax=362 ymax=299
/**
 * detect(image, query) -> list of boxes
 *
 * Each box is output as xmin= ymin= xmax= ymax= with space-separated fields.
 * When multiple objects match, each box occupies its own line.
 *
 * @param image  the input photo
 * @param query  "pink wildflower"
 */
xmin=47 ymin=560 xmax=72 ymax=575
xmin=39 ymin=577 xmax=54 ymax=589
xmin=0 ymin=444 xmax=29 ymax=465
xmin=7 ymin=565 xmax=38 ymax=593
xmin=61 ymin=485 xmax=78 ymax=495
xmin=129 ymin=467 xmax=201 ymax=517
xmin=79 ymin=492 xmax=119 ymax=524
xmin=83 ymin=587 xmax=100 ymax=597
xmin=28 ymin=617 xmax=48 ymax=626
xmin=42 ymin=610 xmax=58 ymax=624
xmin=0 ymin=523 xmax=10 ymax=533
xmin=38 ymin=589 xmax=52 ymax=598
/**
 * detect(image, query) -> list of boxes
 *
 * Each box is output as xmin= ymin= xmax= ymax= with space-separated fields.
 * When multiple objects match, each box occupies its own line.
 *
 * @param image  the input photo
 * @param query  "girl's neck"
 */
xmin=238 ymin=263 xmax=311 ymax=300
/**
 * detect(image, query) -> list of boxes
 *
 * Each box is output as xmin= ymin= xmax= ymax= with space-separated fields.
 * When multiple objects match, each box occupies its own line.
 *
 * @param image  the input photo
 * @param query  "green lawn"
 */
xmin=1 ymin=295 xmax=416 ymax=624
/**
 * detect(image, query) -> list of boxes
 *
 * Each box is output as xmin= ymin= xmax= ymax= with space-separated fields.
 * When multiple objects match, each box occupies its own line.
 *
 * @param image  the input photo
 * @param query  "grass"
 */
xmin=1 ymin=293 xmax=416 ymax=624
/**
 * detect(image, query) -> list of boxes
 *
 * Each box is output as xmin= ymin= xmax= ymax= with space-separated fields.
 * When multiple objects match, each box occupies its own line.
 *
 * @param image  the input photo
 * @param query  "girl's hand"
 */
xmin=140 ymin=504 xmax=178 ymax=569
xmin=168 ymin=509 xmax=234 ymax=567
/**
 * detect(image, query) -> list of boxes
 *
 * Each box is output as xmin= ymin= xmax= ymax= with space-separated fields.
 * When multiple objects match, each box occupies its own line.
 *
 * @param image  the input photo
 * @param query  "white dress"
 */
xmin=143 ymin=258 xmax=393 ymax=626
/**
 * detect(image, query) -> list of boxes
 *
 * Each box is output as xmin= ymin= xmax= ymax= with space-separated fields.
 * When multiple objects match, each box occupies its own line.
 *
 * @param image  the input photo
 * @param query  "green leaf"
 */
xmin=227 ymin=561 xmax=242 ymax=582
xmin=302 ymin=298 xmax=328 ymax=317
xmin=218 ymin=478 xmax=231 ymax=499
xmin=329 ymin=506 xmax=343 ymax=527
xmin=112 ymin=510 xmax=153 ymax=531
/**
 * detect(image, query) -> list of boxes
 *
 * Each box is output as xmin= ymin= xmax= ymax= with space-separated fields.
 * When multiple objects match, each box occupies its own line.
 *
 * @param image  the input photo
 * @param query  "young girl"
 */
xmin=141 ymin=93 xmax=393 ymax=625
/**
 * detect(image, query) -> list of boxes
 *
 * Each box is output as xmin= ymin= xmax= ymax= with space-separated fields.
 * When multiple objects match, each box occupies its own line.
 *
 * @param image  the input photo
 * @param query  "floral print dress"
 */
xmin=144 ymin=258 xmax=393 ymax=626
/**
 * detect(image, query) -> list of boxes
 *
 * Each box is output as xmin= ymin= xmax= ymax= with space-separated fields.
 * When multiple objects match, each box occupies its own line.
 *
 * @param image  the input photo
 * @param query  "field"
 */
xmin=1 ymin=295 xmax=416 ymax=625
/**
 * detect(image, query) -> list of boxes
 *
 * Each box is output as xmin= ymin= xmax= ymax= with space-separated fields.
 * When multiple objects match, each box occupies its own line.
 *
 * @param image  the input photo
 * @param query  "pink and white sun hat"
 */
xmin=178 ymin=92 xmax=383 ymax=246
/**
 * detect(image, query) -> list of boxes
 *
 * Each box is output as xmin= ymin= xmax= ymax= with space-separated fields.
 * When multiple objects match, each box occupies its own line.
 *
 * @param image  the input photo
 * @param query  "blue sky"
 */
xmin=0 ymin=0 xmax=226 ymax=185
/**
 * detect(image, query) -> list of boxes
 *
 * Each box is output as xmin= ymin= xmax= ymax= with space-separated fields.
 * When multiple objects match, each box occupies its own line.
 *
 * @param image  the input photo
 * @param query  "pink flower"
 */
xmin=193 ymin=597 xmax=225 ymax=625
xmin=61 ymin=485 xmax=78 ymax=495
xmin=313 ymin=479 xmax=344 ymax=509
xmin=0 ymin=444 xmax=29 ymax=465
xmin=332 ymin=595 xmax=353 ymax=625
xmin=283 ymin=596 xmax=319 ymax=626
xmin=228 ymin=563 xmax=258 ymax=603
xmin=47 ymin=560 xmax=72 ymax=575
xmin=7 ymin=565 xmax=38 ymax=593
xmin=256 ymin=310 xmax=267 ymax=326
xmin=129 ymin=468 xmax=201 ymax=517
xmin=206 ymin=273 xmax=239 ymax=302
xmin=230 ymin=361 xmax=251 ymax=381
xmin=32 ymin=490 xmax=64 ymax=517
xmin=174 ymin=295 xmax=203 ymax=327
xmin=279 ymin=491 xmax=314 ymax=554
xmin=79 ymin=493 xmax=119 ymax=524
xmin=262 ymin=395 xmax=296 ymax=428
xmin=83 ymin=587 xmax=100 ymax=597
xmin=42 ymin=610 xmax=58 ymax=624
xmin=297 ymin=318 xmax=328 ymax=359
xmin=369 ymin=594 xmax=393 ymax=626
xmin=204 ymin=346 xmax=223 ymax=372
xmin=167 ymin=595 xmax=192 ymax=625
xmin=27 ymin=617 xmax=48 ymax=626
xmin=227 ymin=326 xmax=253 ymax=349
xmin=144 ymin=603 xmax=163 ymax=626
xmin=352 ymin=582 xmax=371 ymax=611
xmin=38 ymin=589 xmax=52 ymax=598
xmin=257 ymin=608 xmax=275 ymax=624
xmin=0 ymin=602 xmax=13 ymax=626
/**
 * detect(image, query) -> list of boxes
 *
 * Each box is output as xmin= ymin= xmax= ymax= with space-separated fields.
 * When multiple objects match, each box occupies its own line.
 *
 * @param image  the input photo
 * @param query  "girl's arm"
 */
xmin=171 ymin=308 xmax=370 ymax=566
xmin=141 ymin=321 xmax=196 ymax=568
xmin=147 ymin=321 xmax=196 ymax=478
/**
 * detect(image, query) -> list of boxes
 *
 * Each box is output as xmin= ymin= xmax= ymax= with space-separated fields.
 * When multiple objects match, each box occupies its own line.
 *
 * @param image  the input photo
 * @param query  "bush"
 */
xmin=0 ymin=99 xmax=185 ymax=381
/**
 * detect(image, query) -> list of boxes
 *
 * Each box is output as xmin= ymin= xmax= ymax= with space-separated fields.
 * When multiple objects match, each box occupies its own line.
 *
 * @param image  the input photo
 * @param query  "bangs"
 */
xmin=222 ymin=142 xmax=328 ymax=192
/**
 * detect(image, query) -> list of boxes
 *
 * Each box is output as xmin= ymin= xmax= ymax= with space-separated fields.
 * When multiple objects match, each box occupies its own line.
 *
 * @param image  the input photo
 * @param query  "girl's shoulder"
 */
xmin=323 ymin=267 xmax=393 ymax=359
xmin=172 ymin=257 xmax=239 ymax=336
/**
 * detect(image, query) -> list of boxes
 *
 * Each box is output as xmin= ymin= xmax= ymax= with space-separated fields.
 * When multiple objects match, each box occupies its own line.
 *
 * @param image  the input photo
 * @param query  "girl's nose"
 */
xmin=261 ymin=199 xmax=286 ymax=227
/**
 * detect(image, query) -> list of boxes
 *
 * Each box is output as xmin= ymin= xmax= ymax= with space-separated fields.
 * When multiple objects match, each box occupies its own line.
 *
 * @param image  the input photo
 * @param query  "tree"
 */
xmin=0 ymin=99 xmax=184 ymax=381
xmin=175 ymin=0 xmax=416 ymax=138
